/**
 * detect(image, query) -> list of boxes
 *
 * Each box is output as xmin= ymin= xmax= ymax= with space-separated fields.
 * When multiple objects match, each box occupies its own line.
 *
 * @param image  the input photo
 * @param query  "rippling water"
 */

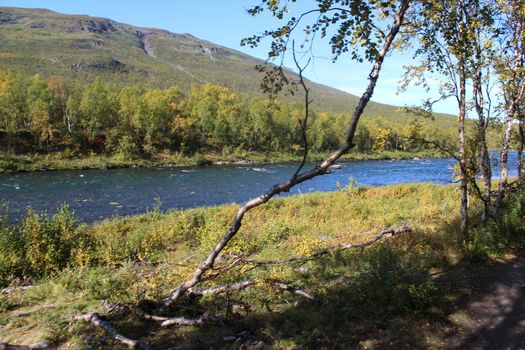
xmin=0 ymin=153 xmax=519 ymax=222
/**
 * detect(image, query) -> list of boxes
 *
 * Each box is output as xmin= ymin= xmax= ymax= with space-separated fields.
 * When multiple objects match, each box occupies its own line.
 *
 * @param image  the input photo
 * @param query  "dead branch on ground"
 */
xmin=239 ymin=225 xmax=412 ymax=267
xmin=0 ymin=342 xmax=48 ymax=350
xmin=142 ymin=314 xmax=225 ymax=327
xmin=74 ymin=313 xmax=151 ymax=350
xmin=1 ymin=286 xmax=33 ymax=295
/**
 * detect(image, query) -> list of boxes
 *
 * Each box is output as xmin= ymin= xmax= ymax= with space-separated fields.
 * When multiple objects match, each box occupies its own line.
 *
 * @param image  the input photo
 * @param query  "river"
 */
xmin=0 ymin=153 xmax=519 ymax=222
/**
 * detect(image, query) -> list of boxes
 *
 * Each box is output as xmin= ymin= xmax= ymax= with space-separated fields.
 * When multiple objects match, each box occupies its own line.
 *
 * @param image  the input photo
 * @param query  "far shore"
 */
xmin=0 ymin=149 xmax=447 ymax=174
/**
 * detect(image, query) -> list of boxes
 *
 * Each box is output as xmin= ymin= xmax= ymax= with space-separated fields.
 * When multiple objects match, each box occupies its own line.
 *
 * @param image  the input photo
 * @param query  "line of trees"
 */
xmin=0 ymin=71 xmax=460 ymax=157
xmin=399 ymin=0 xmax=525 ymax=238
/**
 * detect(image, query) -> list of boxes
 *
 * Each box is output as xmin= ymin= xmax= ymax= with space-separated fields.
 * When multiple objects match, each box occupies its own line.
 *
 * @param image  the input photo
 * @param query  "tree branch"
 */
xmin=0 ymin=342 xmax=48 ymax=350
xmin=291 ymin=40 xmax=311 ymax=179
xmin=186 ymin=278 xmax=316 ymax=302
xmin=239 ymin=225 xmax=412 ymax=267
xmin=74 ymin=313 xmax=151 ymax=349
xmin=142 ymin=314 xmax=224 ymax=328
xmin=164 ymin=0 xmax=410 ymax=306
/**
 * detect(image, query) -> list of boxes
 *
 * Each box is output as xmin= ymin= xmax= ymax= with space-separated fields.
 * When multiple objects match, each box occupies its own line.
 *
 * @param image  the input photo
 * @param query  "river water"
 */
xmin=0 ymin=153 xmax=519 ymax=222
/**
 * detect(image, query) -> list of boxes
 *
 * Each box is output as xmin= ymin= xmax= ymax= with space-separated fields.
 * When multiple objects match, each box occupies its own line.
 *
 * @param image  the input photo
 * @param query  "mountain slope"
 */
xmin=0 ymin=6 xmax=452 ymax=123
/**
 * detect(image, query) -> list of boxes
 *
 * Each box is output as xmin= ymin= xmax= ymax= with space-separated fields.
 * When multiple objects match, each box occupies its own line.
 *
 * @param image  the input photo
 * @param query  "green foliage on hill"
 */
xmin=0 ymin=7 xmax=506 ymax=168
xmin=0 ymin=7 xmax=455 ymax=118
xmin=0 ymin=71 xmax=460 ymax=159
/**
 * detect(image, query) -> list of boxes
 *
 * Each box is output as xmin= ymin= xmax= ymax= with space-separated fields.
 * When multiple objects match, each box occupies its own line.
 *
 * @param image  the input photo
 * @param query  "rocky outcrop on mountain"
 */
xmin=0 ymin=11 xmax=27 ymax=24
xmin=72 ymin=59 xmax=128 ymax=72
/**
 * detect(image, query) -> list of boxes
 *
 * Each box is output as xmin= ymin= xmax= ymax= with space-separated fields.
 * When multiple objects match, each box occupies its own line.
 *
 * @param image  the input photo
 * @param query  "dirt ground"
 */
xmin=440 ymin=257 xmax=525 ymax=350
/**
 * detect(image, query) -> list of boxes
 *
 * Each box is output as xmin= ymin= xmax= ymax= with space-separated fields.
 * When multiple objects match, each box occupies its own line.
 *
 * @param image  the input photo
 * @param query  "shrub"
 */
xmin=350 ymin=244 xmax=437 ymax=316
xmin=500 ymin=187 xmax=525 ymax=239
xmin=61 ymin=148 xmax=77 ymax=159
xmin=0 ymin=160 xmax=18 ymax=172
xmin=194 ymin=154 xmax=212 ymax=166
xmin=467 ymin=186 xmax=525 ymax=259
xmin=0 ymin=221 xmax=27 ymax=286
xmin=116 ymin=135 xmax=139 ymax=159
xmin=0 ymin=205 xmax=95 ymax=286
xmin=24 ymin=205 xmax=87 ymax=275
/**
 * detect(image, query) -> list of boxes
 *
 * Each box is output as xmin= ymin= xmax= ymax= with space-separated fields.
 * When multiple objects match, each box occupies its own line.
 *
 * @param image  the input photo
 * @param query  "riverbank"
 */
xmin=0 ymin=149 xmax=445 ymax=173
xmin=1 ymin=182 xmax=524 ymax=348
xmin=1 ymin=155 xmax=461 ymax=223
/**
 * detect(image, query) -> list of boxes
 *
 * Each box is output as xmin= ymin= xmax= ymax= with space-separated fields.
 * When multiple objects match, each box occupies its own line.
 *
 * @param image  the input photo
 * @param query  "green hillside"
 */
xmin=0 ymin=6 xmax=452 ymax=122
xmin=0 ymin=6 xmax=480 ymax=173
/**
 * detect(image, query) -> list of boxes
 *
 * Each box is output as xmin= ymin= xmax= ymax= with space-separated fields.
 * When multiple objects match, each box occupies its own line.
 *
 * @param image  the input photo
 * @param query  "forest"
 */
xmin=0 ymin=71 xmax=465 ymax=161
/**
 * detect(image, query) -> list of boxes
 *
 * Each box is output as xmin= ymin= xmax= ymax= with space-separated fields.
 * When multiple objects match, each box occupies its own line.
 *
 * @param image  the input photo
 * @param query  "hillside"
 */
xmin=0 ymin=6 xmax=453 ymax=123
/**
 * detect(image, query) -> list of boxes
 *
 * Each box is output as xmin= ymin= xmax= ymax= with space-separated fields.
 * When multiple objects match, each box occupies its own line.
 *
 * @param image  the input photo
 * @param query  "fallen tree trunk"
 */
xmin=74 ymin=313 xmax=151 ymax=350
xmin=142 ymin=314 xmax=224 ymax=327
xmin=0 ymin=342 xmax=48 ymax=350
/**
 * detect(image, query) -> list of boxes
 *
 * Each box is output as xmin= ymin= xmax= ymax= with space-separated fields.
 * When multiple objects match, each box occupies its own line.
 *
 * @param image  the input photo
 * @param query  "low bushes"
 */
xmin=0 ymin=205 xmax=94 ymax=285
xmin=0 ymin=182 xmax=523 ymax=293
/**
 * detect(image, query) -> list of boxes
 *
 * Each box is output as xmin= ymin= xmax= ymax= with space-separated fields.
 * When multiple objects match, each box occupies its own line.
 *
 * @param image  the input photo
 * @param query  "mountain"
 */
xmin=0 ymin=6 xmax=452 ymax=123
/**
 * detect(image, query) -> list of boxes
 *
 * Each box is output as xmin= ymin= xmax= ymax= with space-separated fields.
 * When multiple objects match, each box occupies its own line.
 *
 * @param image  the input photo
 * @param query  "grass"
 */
xmin=0 ymin=148 xmax=446 ymax=173
xmin=1 ymin=182 xmax=523 ymax=348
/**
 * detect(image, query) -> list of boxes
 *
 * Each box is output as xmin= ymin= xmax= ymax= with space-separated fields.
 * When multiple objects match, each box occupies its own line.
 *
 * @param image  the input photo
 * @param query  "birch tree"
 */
xmin=403 ymin=0 xmax=496 ymax=240
xmin=494 ymin=0 xmax=525 ymax=213
xmin=165 ymin=0 xmax=411 ymax=305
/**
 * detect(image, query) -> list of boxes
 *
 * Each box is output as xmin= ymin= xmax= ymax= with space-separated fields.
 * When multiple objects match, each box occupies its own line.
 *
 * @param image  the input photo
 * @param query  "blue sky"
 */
xmin=0 ymin=0 xmax=456 ymax=114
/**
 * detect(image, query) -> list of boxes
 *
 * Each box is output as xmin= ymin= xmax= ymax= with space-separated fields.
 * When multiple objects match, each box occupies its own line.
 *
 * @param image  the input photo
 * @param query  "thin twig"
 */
xmin=291 ymin=40 xmax=311 ymax=180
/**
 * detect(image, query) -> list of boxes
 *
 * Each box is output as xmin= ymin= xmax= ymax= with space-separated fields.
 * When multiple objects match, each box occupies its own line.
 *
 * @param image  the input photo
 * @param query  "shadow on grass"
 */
xmin=79 ymin=232 xmax=452 ymax=349
xmin=99 ymin=255 xmax=525 ymax=349
xmin=66 ymin=193 xmax=525 ymax=349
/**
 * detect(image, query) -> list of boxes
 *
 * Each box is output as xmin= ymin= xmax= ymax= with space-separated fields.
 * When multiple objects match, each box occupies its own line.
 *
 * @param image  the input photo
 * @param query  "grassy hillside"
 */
xmin=0 ymin=6 xmax=455 ymax=124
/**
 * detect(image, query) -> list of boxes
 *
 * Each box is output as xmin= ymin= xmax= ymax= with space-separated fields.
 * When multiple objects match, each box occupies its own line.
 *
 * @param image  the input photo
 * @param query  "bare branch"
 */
xmin=187 ymin=279 xmax=257 ymax=297
xmin=1 ymin=286 xmax=33 ymax=295
xmin=240 ymin=225 xmax=412 ymax=267
xmin=165 ymin=0 xmax=410 ymax=307
xmin=0 ymin=342 xmax=48 ymax=350
xmin=74 ymin=313 xmax=151 ymax=349
xmin=186 ymin=278 xmax=316 ymax=302
xmin=291 ymin=40 xmax=311 ymax=179
xmin=142 ymin=314 xmax=224 ymax=328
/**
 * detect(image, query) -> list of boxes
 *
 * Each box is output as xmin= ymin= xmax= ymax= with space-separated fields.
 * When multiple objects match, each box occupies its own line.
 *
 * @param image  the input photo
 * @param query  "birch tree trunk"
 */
xmin=518 ymin=117 xmax=524 ymax=180
xmin=164 ymin=0 xmax=411 ymax=306
xmin=458 ymin=64 xmax=469 ymax=243
xmin=473 ymin=72 xmax=492 ymax=221
xmin=495 ymin=108 xmax=516 ymax=213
